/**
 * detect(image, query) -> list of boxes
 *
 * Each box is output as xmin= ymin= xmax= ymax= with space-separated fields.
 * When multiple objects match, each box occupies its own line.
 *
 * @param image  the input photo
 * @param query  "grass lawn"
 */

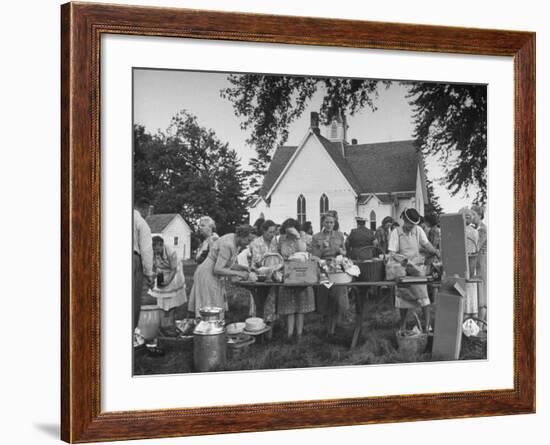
xmin=134 ymin=279 xmax=486 ymax=375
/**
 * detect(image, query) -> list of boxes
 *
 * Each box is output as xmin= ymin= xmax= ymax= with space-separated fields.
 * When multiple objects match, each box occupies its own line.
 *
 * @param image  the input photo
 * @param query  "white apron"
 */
xmin=394 ymin=227 xmax=430 ymax=308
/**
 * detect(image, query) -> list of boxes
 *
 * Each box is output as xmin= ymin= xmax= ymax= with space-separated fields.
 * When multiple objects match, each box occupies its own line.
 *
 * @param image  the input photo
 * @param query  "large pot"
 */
xmin=193 ymin=306 xmax=226 ymax=372
xmin=137 ymin=305 xmax=161 ymax=341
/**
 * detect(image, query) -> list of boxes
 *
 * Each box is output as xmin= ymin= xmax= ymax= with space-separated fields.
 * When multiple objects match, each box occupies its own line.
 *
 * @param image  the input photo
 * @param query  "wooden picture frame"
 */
xmin=61 ymin=2 xmax=535 ymax=442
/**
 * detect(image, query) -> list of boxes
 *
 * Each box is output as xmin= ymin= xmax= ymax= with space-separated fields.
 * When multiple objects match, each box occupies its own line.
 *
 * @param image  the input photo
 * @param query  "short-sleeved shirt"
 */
xmin=208 ymin=234 xmax=239 ymax=272
xmin=249 ymin=235 xmax=279 ymax=268
xmin=388 ymin=225 xmax=431 ymax=257
xmin=312 ymin=230 xmax=346 ymax=259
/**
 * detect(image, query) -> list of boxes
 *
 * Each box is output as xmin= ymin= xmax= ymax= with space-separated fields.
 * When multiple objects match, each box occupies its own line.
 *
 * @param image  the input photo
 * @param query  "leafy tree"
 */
xmin=133 ymin=111 xmax=248 ymax=235
xmin=407 ymin=82 xmax=487 ymax=205
xmin=221 ymin=75 xmax=386 ymax=191
xmin=424 ymin=175 xmax=443 ymax=215
xmin=133 ymin=125 xmax=162 ymax=201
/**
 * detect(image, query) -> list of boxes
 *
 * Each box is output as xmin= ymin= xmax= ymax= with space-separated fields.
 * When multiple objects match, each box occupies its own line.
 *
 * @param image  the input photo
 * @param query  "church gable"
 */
xmin=268 ymin=132 xmax=356 ymax=197
xmin=257 ymin=112 xmax=424 ymax=205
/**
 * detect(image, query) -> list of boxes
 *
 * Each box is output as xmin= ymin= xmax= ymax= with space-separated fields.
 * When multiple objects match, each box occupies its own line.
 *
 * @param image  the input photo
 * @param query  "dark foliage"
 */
xmin=133 ymin=111 xmax=248 ymax=235
xmin=221 ymin=74 xmax=387 ymax=192
xmin=407 ymin=82 xmax=487 ymax=205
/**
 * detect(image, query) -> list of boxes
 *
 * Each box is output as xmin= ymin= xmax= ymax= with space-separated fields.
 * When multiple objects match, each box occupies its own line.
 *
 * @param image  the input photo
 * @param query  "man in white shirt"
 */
xmin=133 ymin=198 xmax=154 ymax=331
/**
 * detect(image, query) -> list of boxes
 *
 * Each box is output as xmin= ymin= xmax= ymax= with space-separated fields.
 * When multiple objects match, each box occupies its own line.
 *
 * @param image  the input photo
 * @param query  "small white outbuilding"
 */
xmin=146 ymin=213 xmax=192 ymax=260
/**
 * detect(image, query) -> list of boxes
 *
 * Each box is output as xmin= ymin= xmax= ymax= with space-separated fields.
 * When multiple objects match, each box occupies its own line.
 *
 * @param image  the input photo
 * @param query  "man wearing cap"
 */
xmin=345 ymin=216 xmax=376 ymax=260
xmin=388 ymin=208 xmax=439 ymax=332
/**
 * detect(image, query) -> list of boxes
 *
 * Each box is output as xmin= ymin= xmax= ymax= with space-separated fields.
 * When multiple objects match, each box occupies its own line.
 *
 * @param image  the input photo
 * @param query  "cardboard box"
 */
xmin=283 ymin=260 xmax=318 ymax=284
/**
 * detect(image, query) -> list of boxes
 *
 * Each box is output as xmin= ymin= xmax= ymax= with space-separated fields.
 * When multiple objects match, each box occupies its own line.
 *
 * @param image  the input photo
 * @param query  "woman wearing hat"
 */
xmin=388 ymin=208 xmax=439 ymax=332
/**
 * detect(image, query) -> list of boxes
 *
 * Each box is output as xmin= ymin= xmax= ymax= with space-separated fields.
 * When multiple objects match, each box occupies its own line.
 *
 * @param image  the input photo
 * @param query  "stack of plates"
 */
xmin=245 ymin=317 xmax=265 ymax=332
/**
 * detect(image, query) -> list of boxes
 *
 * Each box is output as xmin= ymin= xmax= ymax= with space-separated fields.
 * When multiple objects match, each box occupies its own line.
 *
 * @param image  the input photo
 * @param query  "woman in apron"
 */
xmin=388 ymin=208 xmax=439 ymax=333
xmin=149 ymin=236 xmax=187 ymax=336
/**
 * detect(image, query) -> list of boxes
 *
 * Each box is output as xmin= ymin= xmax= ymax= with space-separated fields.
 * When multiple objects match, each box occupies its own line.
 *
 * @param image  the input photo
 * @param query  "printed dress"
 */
xmin=188 ymin=234 xmax=238 ymax=317
xmin=277 ymin=235 xmax=315 ymax=316
xmin=312 ymin=230 xmax=349 ymax=315
xmin=248 ymin=235 xmax=280 ymax=322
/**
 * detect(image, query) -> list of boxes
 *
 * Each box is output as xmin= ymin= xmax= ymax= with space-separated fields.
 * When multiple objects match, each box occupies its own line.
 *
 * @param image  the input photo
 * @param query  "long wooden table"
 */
xmin=237 ymin=278 xmax=440 ymax=349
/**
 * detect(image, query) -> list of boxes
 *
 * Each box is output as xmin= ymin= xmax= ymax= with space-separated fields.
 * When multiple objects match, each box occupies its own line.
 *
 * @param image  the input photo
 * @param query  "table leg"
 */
xmin=350 ymin=288 xmax=369 ymax=349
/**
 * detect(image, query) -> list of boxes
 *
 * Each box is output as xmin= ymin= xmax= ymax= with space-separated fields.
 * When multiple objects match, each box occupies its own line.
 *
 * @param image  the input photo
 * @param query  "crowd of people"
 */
xmin=133 ymin=196 xmax=488 ymax=351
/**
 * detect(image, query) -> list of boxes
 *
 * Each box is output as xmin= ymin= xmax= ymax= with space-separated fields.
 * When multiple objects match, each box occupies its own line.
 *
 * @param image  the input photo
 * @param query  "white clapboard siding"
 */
xmin=153 ymin=215 xmax=192 ymax=260
xmin=266 ymin=134 xmax=357 ymax=233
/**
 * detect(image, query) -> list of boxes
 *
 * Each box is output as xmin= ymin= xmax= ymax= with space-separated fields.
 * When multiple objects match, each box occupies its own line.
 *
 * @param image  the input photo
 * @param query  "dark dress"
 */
xmin=346 ymin=226 xmax=376 ymax=259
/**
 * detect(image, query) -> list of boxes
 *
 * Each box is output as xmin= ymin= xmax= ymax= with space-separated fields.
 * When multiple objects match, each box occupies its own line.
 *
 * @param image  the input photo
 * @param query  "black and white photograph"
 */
xmin=132 ymin=68 xmax=488 ymax=375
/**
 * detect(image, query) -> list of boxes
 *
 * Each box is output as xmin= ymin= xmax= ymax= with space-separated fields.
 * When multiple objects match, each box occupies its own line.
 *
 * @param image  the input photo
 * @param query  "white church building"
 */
xmin=248 ymin=112 xmax=428 ymax=234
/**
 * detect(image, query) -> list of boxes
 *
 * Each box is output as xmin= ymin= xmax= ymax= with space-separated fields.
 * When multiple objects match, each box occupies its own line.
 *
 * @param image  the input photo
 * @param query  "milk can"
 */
xmin=193 ymin=306 xmax=226 ymax=372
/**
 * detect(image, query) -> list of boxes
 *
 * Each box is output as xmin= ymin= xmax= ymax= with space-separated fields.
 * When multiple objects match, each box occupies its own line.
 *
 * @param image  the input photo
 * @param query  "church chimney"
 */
xmin=310 ymin=112 xmax=320 ymax=135
xmin=341 ymin=112 xmax=348 ymax=144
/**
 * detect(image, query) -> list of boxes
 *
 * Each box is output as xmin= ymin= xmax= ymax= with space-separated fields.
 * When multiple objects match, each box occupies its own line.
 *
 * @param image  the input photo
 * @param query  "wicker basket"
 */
xmin=356 ymin=259 xmax=385 ymax=282
xmin=327 ymin=271 xmax=354 ymax=284
xmin=396 ymin=312 xmax=428 ymax=355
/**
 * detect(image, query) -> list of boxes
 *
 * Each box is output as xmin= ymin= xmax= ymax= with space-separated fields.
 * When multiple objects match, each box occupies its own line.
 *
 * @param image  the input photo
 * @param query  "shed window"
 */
xmin=174 ymin=236 xmax=179 ymax=246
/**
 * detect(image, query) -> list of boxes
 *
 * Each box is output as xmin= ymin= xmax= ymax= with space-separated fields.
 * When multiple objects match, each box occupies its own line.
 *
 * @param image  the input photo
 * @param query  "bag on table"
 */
xmin=385 ymin=258 xmax=406 ymax=280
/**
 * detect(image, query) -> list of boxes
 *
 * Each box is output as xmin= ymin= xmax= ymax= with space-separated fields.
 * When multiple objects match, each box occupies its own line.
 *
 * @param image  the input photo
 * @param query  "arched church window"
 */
xmin=370 ymin=210 xmax=377 ymax=231
xmin=297 ymin=194 xmax=306 ymax=226
xmin=320 ymin=194 xmax=329 ymax=225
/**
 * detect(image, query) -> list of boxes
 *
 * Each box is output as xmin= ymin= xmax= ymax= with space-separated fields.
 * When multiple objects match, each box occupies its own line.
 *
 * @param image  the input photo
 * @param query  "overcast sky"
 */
xmin=134 ymin=68 xmax=482 ymax=213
